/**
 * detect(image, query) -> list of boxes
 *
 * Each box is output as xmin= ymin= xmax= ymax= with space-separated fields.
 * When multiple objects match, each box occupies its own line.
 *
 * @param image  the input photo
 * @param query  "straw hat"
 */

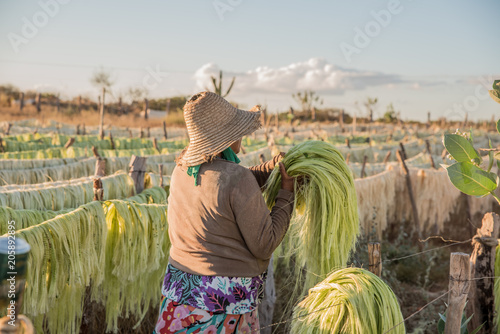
xmin=177 ymin=91 xmax=262 ymax=167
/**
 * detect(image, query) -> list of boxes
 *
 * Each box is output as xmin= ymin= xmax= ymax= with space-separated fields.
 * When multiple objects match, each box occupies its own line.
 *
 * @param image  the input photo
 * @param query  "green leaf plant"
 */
xmin=442 ymin=79 xmax=500 ymax=205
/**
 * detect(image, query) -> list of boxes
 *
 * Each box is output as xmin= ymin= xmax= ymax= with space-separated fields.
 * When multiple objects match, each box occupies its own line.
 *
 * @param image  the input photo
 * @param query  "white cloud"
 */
xmin=194 ymin=58 xmax=403 ymax=95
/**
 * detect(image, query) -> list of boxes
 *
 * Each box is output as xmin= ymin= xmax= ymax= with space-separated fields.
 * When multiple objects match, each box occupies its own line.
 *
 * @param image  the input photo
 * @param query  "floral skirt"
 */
xmin=153 ymin=297 xmax=260 ymax=334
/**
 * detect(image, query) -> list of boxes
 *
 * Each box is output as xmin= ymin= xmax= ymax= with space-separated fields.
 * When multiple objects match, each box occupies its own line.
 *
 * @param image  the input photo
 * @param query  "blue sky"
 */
xmin=0 ymin=0 xmax=498 ymax=121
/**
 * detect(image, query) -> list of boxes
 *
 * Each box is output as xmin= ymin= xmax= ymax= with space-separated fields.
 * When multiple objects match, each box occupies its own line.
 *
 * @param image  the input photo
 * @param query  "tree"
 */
xmin=90 ymin=68 xmax=114 ymax=139
xmin=363 ymin=97 xmax=378 ymax=123
xmin=382 ymin=103 xmax=397 ymax=123
xmin=292 ymin=90 xmax=323 ymax=120
xmin=210 ymin=70 xmax=235 ymax=98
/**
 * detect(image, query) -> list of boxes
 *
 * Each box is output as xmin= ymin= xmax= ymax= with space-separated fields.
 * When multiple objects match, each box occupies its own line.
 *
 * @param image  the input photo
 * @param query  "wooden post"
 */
xmin=19 ymin=92 xmax=24 ymax=111
xmin=82 ymin=123 xmax=86 ymax=135
xmin=399 ymin=142 xmax=407 ymax=160
xmin=99 ymin=88 xmax=105 ymax=140
xmin=56 ymin=95 xmax=60 ymax=113
xmin=427 ymin=111 xmax=431 ymax=127
xmin=36 ymin=93 xmax=41 ymax=113
xmin=396 ymin=149 xmax=421 ymax=244
xmin=140 ymin=127 xmax=144 ymax=138
xmin=383 ymin=151 xmax=392 ymax=164
xmin=78 ymin=95 xmax=82 ymax=113
xmin=128 ymin=129 xmax=133 ymax=138
xmin=340 ymin=109 xmax=344 ymax=133
xmin=91 ymin=146 xmax=101 ymax=159
xmin=368 ymin=242 xmax=382 ymax=277
xmin=144 ymin=98 xmax=149 ymax=120
xmin=345 ymin=152 xmax=350 ymax=164
xmin=361 ymin=155 xmax=368 ymax=178
xmin=118 ymin=97 xmax=122 ymax=115
xmin=109 ymin=131 xmax=115 ymax=150
xmin=129 ymin=155 xmax=148 ymax=194
xmin=0 ymin=137 xmax=4 ymax=153
xmin=93 ymin=178 xmax=104 ymax=201
xmin=159 ymin=164 xmax=164 ymax=187
xmin=147 ymin=127 xmax=150 ymax=138
xmin=425 ymin=140 xmax=436 ymax=169
xmin=345 ymin=138 xmax=351 ymax=149
xmin=4 ymin=123 xmax=11 ymax=136
xmin=467 ymin=213 xmax=500 ymax=333
xmin=463 ymin=112 xmax=468 ymax=129
xmin=445 ymin=252 xmax=471 ymax=334
xmin=153 ymin=137 xmax=160 ymax=153
xmin=64 ymin=137 xmax=75 ymax=149
xmin=76 ymin=124 xmax=80 ymax=135
xmin=162 ymin=121 xmax=168 ymax=140
xmin=94 ymin=158 xmax=106 ymax=177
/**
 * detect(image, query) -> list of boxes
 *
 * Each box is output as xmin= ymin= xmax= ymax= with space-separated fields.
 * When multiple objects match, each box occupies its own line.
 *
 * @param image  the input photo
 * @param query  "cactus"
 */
xmin=211 ymin=70 xmax=235 ymax=98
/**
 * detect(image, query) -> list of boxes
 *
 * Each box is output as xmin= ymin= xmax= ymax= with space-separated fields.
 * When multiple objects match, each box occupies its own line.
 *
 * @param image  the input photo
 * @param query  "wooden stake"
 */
xmin=159 ymin=164 xmax=164 ymax=187
xmin=19 ymin=92 xmax=24 ymax=111
xmin=109 ymin=131 xmax=115 ymax=150
xmin=345 ymin=138 xmax=351 ymax=149
xmin=4 ymin=123 xmax=12 ymax=136
xmin=76 ymin=124 xmax=80 ymax=135
xmin=129 ymin=155 xmax=147 ymax=194
xmin=383 ymin=151 xmax=392 ymax=164
xmin=82 ymin=123 xmax=86 ymax=135
xmin=445 ymin=252 xmax=471 ymax=334
xmin=64 ymin=137 xmax=75 ymax=149
xmin=425 ymin=140 xmax=436 ymax=169
xmin=56 ymin=95 xmax=60 ymax=113
xmin=399 ymin=142 xmax=407 ymax=160
xmin=396 ymin=149 xmax=421 ymax=244
xmin=140 ymin=128 xmax=144 ymax=138
xmin=361 ymin=155 xmax=368 ymax=178
xmin=339 ymin=109 xmax=344 ymax=133
xmin=91 ymin=146 xmax=101 ymax=159
xmin=345 ymin=153 xmax=350 ymax=164
xmin=78 ymin=95 xmax=82 ymax=113
xmin=93 ymin=178 xmax=104 ymax=201
xmin=147 ymin=127 xmax=150 ymax=138
xmin=94 ymin=158 xmax=106 ymax=177
xmin=467 ymin=213 xmax=500 ymax=333
xmin=163 ymin=121 xmax=168 ymax=140
xmin=153 ymin=137 xmax=160 ymax=153
xmin=368 ymin=242 xmax=382 ymax=277
xmin=36 ymin=93 xmax=41 ymax=113
xmin=144 ymin=98 xmax=149 ymax=120
xmin=99 ymin=88 xmax=105 ymax=140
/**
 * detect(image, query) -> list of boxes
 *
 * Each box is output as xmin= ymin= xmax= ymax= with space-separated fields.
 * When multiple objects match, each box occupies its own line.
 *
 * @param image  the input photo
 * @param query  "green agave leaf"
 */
xmin=496 ymin=119 xmax=500 ymax=135
xmin=490 ymin=90 xmax=500 ymax=104
xmin=443 ymin=134 xmax=480 ymax=163
xmin=446 ymin=161 xmax=498 ymax=196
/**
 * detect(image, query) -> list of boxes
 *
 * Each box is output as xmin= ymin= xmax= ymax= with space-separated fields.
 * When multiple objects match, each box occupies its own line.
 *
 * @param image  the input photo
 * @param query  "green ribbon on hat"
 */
xmin=187 ymin=147 xmax=241 ymax=186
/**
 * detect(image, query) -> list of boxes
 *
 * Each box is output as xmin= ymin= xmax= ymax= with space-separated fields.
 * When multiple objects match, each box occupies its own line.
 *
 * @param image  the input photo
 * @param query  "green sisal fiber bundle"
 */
xmin=127 ymin=186 xmax=168 ymax=204
xmin=5 ymin=198 xmax=170 ymax=333
xmin=291 ymin=267 xmax=405 ymax=334
xmin=13 ymin=201 xmax=107 ymax=334
xmin=0 ymin=172 xmax=135 ymax=210
xmin=263 ymin=141 xmax=359 ymax=289
xmin=0 ymin=207 xmax=71 ymax=234
xmin=92 ymin=200 xmax=170 ymax=332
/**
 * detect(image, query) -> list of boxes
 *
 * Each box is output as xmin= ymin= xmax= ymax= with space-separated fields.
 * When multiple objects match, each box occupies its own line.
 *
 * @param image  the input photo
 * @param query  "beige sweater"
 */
xmin=168 ymin=157 xmax=294 ymax=277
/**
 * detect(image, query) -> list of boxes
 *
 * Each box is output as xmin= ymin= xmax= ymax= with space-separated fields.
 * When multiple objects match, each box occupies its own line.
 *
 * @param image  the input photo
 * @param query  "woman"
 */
xmin=154 ymin=91 xmax=295 ymax=334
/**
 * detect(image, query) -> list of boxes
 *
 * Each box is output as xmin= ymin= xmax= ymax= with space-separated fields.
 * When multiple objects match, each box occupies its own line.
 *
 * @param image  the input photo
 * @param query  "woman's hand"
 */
xmin=279 ymin=162 xmax=294 ymax=192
